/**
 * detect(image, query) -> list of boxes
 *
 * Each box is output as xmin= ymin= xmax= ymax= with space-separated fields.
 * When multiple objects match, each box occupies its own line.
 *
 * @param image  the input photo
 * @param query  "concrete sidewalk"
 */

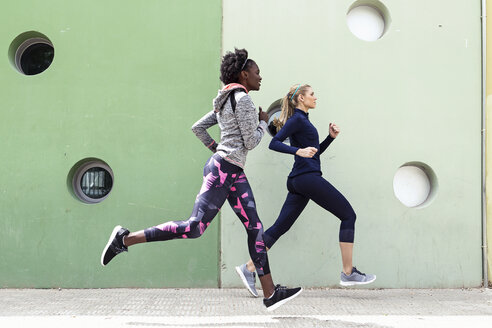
xmin=0 ymin=288 xmax=491 ymax=327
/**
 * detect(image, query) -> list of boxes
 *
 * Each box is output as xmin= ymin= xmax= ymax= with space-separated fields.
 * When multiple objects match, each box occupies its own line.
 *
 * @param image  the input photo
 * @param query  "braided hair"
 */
xmin=220 ymin=48 xmax=254 ymax=85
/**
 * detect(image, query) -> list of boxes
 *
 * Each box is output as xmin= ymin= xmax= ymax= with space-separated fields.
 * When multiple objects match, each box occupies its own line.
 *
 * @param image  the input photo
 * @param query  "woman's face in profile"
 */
xmin=243 ymin=62 xmax=262 ymax=91
xmin=300 ymin=87 xmax=317 ymax=109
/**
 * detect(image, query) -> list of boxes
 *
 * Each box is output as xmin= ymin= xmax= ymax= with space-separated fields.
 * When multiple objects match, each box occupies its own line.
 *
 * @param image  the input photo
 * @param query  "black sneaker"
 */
xmin=101 ymin=225 xmax=130 ymax=266
xmin=263 ymin=284 xmax=303 ymax=311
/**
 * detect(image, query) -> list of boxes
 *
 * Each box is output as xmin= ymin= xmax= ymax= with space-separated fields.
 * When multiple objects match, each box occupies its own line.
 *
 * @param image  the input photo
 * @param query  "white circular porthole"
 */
xmin=9 ymin=31 xmax=54 ymax=75
xmin=347 ymin=1 xmax=391 ymax=42
xmin=69 ymin=159 xmax=114 ymax=204
xmin=393 ymin=162 xmax=438 ymax=208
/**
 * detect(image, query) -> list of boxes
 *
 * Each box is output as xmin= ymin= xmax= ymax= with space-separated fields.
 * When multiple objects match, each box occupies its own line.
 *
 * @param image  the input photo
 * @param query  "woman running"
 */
xmin=100 ymin=49 xmax=302 ymax=311
xmin=235 ymin=84 xmax=376 ymax=297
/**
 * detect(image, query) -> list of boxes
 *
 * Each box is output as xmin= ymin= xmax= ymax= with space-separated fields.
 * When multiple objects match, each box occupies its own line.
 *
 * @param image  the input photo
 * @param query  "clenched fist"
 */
xmin=329 ymin=123 xmax=340 ymax=138
xmin=296 ymin=147 xmax=318 ymax=158
xmin=258 ymin=107 xmax=268 ymax=123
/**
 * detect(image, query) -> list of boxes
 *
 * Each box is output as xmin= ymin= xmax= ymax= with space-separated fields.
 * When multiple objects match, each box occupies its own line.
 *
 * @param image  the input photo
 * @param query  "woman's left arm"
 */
xmin=319 ymin=122 xmax=339 ymax=154
xmin=235 ymin=96 xmax=268 ymax=150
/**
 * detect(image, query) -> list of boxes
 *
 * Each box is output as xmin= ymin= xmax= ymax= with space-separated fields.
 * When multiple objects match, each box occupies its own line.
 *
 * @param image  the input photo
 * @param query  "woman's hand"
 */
xmin=258 ymin=107 xmax=268 ymax=123
xmin=296 ymin=147 xmax=318 ymax=158
xmin=329 ymin=123 xmax=340 ymax=138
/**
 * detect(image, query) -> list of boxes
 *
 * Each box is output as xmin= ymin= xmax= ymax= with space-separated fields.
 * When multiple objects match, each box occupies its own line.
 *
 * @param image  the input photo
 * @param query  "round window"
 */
xmin=265 ymin=99 xmax=290 ymax=145
xmin=346 ymin=1 xmax=391 ymax=42
xmin=9 ymin=32 xmax=54 ymax=75
xmin=267 ymin=107 xmax=281 ymax=137
xmin=393 ymin=162 xmax=438 ymax=208
xmin=266 ymin=99 xmax=282 ymax=137
xmin=71 ymin=160 xmax=114 ymax=204
xmin=15 ymin=38 xmax=54 ymax=75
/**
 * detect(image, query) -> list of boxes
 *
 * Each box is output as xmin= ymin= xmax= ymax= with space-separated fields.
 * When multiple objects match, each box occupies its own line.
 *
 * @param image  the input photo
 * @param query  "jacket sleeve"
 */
xmin=268 ymin=116 xmax=300 ymax=155
xmin=319 ymin=135 xmax=335 ymax=154
xmin=235 ymin=96 xmax=267 ymax=150
xmin=191 ymin=110 xmax=218 ymax=152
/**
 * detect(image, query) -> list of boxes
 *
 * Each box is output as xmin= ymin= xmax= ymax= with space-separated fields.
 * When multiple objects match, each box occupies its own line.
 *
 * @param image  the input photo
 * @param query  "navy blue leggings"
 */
xmin=263 ymin=172 xmax=356 ymax=248
xmin=144 ymin=153 xmax=271 ymax=276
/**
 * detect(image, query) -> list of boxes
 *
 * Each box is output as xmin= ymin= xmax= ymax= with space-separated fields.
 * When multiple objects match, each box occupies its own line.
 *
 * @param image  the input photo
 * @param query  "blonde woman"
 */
xmin=235 ymin=84 xmax=375 ymax=297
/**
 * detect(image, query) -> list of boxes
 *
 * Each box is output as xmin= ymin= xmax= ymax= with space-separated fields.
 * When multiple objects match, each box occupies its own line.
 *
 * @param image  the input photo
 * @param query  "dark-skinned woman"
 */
xmin=101 ymin=49 xmax=302 ymax=311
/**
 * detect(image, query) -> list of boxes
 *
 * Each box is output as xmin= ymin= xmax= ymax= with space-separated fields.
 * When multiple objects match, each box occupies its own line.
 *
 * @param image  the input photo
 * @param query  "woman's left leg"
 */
xmin=291 ymin=173 xmax=375 ymax=285
xmin=291 ymin=174 xmax=356 ymax=239
xmin=290 ymin=173 xmax=356 ymax=274
xmin=227 ymin=173 xmax=304 ymax=305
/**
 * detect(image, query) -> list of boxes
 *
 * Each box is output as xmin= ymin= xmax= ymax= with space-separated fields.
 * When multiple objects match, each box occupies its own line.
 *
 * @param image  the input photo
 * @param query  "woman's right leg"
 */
xmin=263 ymin=190 xmax=310 ymax=249
xmin=142 ymin=156 xmax=234 ymax=242
xmin=244 ymin=190 xmax=309 ymax=272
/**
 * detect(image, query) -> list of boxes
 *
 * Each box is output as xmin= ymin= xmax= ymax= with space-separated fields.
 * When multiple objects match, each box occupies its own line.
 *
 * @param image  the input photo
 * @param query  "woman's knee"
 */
xmin=349 ymin=211 xmax=357 ymax=224
xmin=339 ymin=211 xmax=356 ymax=243
xmin=185 ymin=220 xmax=208 ymax=239
xmin=341 ymin=210 xmax=356 ymax=227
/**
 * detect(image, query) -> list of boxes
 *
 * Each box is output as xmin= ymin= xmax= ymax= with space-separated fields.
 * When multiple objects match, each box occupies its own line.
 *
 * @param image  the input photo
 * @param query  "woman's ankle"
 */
xmin=246 ymin=261 xmax=256 ymax=272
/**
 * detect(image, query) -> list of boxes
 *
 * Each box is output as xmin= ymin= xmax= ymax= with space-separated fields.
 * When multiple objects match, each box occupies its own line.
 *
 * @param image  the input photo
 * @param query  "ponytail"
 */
xmin=272 ymin=84 xmax=311 ymax=132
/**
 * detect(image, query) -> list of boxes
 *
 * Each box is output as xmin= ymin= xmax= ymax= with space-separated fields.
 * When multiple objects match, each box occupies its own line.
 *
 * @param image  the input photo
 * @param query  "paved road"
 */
xmin=0 ymin=288 xmax=491 ymax=327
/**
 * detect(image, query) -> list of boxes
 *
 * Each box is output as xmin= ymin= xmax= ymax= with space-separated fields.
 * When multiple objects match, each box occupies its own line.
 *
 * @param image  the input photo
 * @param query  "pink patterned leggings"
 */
xmin=144 ymin=153 xmax=270 ymax=276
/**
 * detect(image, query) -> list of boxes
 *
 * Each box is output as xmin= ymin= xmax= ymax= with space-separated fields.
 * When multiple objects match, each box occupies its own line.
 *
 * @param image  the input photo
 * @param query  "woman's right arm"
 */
xmin=269 ymin=116 xmax=318 ymax=158
xmin=268 ymin=117 xmax=300 ymax=155
xmin=191 ymin=110 xmax=218 ymax=152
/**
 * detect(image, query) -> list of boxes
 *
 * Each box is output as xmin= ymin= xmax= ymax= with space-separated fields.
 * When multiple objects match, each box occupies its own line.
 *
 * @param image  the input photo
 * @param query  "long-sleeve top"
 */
xmin=191 ymin=83 xmax=268 ymax=168
xmin=269 ymin=108 xmax=334 ymax=178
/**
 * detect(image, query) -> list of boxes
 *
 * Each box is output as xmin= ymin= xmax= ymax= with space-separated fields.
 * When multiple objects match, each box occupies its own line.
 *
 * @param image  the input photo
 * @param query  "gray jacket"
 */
xmin=191 ymin=84 xmax=268 ymax=168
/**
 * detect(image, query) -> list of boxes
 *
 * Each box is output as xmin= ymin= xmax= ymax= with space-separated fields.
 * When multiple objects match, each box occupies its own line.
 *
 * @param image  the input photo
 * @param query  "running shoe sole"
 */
xmin=266 ymin=287 xmax=303 ymax=312
xmin=235 ymin=266 xmax=259 ymax=297
xmin=339 ymin=275 xmax=377 ymax=286
xmin=100 ymin=225 xmax=122 ymax=266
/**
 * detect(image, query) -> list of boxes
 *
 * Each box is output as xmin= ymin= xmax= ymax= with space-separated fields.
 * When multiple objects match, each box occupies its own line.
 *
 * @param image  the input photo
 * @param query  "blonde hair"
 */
xmin=272 ymin=84 xmax=311 ymax=131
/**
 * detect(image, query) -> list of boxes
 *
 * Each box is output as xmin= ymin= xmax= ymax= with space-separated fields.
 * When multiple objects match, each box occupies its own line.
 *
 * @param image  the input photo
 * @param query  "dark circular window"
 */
xmin=19 ymin=41 xmax=54 ymax=75
xmin=13 ymin=37 xmax=54 ymax=75
xmin=71 ymin=160 xmax=114 ymax=204
xmin=80 ymin=167 xmax=113 ymax=199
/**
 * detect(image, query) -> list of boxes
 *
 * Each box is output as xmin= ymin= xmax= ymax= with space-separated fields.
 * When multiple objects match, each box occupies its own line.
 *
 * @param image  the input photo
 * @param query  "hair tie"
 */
xmin=240 ymin=57 xmax=249 ymax=71
xmin=290 ymin=84 xmax=301 ymax=101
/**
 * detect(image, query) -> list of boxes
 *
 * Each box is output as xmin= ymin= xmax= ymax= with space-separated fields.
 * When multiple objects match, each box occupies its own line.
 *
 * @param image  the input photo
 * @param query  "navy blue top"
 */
xmin=269 ymin=108 xmax=334 ymax=178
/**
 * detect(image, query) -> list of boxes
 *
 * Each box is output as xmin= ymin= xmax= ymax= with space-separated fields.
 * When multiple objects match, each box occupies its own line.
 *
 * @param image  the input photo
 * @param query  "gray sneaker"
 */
xmin=235 ymin=264 xmax=258 ymax=297
xmin=340 ymin=267 xmax=376 ymax=286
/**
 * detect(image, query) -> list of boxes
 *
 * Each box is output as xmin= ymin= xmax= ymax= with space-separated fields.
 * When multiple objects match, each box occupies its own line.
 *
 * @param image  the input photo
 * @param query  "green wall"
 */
xmin=0 ymin=0 xmax=222 ymax=287
xmin=221 ymin=0 xmax=483 ymax=288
